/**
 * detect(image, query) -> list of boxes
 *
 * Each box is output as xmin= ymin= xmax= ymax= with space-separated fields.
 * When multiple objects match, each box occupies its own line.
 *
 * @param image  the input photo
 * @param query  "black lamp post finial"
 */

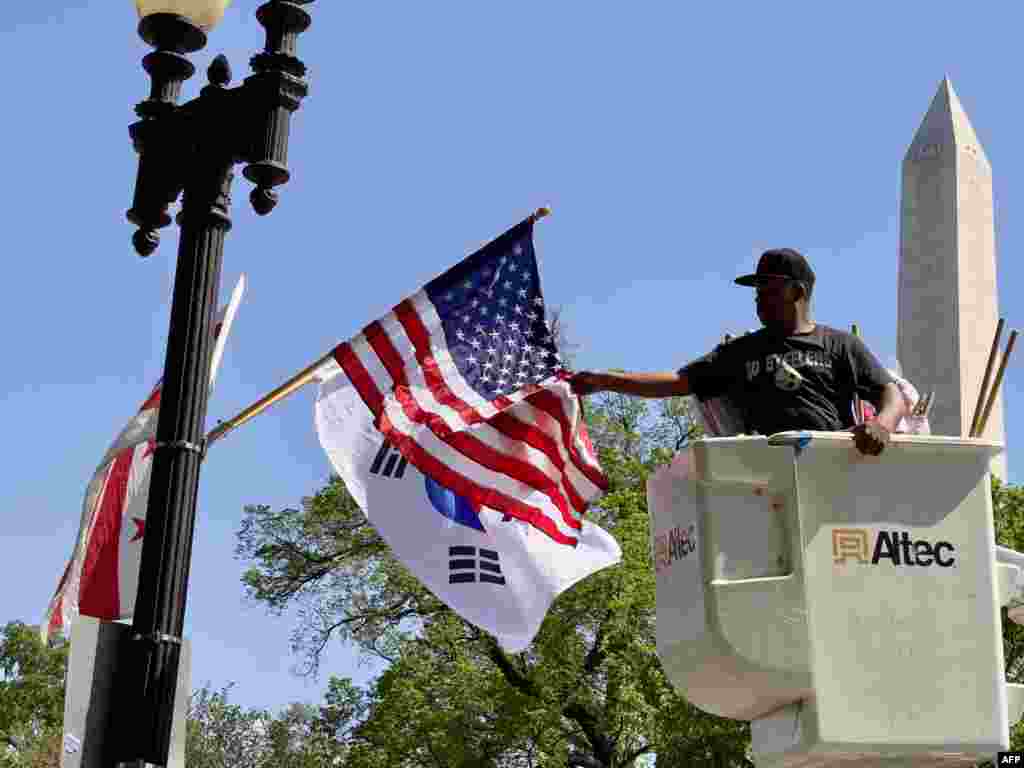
xmin=126 ymin=13 xmax=209 ymax=257
xmin=207 ymin=54 xmax=232 ymax=87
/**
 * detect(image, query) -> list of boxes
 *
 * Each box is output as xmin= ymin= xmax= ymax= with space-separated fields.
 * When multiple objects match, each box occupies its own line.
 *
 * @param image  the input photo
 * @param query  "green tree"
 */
xmin=185 ymin=682 xmax=349 ymax=768
xmin=0 ymin=731 xmax=61 ymax=768
xmin=265 ymin=699 xmax=349 ymax=768
xmin=993 ymin=478 xmax=1024 ymax=752
xmin=185 ymin=682 xmax=273 ymax=768
xmin=0 ymin=622 xmax=67 ymax=768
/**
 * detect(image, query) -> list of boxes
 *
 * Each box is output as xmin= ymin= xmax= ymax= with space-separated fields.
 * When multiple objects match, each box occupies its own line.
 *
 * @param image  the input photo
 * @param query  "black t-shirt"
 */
xmin=682 ymin=325 xmax=893 ymax=435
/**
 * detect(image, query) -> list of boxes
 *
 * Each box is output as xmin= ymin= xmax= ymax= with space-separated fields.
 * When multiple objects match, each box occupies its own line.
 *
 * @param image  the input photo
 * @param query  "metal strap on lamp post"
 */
xmin=153 ymin=439 xmax=204 ymax=456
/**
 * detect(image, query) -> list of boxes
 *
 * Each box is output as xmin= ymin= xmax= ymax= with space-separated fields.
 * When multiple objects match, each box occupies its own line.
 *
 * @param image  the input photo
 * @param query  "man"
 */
xmin=570 ymin=248 xmax=905 ymax=456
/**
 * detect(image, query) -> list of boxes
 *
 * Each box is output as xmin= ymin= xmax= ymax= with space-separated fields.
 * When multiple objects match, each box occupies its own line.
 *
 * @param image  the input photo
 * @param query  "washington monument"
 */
xmin=899 ymin=78 xmax=1005 ymax=478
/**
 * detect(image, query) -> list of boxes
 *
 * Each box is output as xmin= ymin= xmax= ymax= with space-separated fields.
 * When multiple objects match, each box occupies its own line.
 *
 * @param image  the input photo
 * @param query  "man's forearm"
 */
xmin=874 ymin=383 xmax=906 ymax=432
xmin=595 ymin=371 xmax=690 ymax=399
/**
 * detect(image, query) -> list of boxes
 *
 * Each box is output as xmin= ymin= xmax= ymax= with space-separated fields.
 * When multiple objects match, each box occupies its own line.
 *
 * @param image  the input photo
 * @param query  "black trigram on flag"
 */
xmin=369 ymin=440 xmax=408 ymax=479
xmin=449 ymin=546 xmax=505 ymax=585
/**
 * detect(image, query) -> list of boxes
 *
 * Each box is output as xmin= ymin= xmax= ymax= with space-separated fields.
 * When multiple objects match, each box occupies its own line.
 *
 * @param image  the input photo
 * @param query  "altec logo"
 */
xmin=832 ymin=528 xmax=956 ymax=567
xmin=654 ymin=524 xmax=697 ymax=572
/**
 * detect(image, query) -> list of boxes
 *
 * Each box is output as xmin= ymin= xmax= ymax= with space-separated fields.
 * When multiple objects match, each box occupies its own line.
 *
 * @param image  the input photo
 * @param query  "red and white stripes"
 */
xmin=319 ymin=291 xmax=607 ymax=546
xmin=42 ymin=276 xmax=245 ymax=644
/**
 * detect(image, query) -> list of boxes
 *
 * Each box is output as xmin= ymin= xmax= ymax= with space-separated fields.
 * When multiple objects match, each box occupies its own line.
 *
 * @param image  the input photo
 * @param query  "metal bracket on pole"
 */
xmin=153 ymin=439 xmax=204 ymax=457
xmin=132 ymin=631 xmax=184 ymax=647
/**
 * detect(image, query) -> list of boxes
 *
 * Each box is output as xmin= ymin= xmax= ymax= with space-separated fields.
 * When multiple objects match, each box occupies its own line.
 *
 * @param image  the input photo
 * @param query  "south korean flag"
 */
xmin=313 ymin=376 xmax=622 ymax=652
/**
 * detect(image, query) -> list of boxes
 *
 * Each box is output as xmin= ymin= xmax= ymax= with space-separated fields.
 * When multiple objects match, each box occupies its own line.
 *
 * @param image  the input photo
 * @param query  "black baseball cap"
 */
xmin=735 ymin=248 xmax=815 ymax=291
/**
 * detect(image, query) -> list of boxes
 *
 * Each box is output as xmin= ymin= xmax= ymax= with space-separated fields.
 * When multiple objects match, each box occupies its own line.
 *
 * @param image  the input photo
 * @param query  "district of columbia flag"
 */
xmin=326 ymin=217 xmax=609 ymax=546
xmin=314 ymin=378 xmax=622 ymax=651
xmin=41 ymin=275 xmax=246 ymax=645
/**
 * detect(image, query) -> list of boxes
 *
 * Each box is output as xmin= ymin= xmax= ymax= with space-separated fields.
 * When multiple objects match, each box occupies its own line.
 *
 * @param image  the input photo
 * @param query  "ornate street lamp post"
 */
xmin=119 ymin=1 xmax=313 ymax=764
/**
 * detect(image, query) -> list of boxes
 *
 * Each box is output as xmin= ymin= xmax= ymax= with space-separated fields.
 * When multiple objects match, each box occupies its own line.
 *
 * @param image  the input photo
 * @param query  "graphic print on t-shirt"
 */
xmin=744 ymin=349 xmax=833 ymax=382
xmin=774 ymin=359 xmax=805 ymax=392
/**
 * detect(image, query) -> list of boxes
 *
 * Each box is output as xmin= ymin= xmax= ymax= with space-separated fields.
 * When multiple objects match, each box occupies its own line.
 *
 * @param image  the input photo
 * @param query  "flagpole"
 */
xmin=975 ymin=329 xmax=1018 ymax=437
xmin=851 ymin=323 xmax=864 ymax=425
xmin=206 ymin=351 xmax=334 ymax=446
xmin=969 ymin=318 xmax=1005 ymax=437
xmin=204 ymin=207 xmax=552 ymax=448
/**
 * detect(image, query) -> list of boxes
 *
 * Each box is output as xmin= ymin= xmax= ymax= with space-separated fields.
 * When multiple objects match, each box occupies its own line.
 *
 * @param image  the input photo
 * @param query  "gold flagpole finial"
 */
xmin=531 ymin=206 xmax=552 ymax=222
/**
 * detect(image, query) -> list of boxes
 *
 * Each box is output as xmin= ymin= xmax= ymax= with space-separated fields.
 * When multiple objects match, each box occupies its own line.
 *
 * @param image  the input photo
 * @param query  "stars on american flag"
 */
xmin=429 ymin=234 xmax=563 ymax=399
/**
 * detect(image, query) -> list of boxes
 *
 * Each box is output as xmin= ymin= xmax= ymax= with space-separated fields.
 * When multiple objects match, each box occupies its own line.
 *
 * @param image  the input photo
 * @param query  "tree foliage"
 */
xmin=185 ymin=683 xmax=272 ymax=768
xmin=0 ymin=622 xmax=67 ymax=768
xmin=993 ymin=478 xmax=1024 ymax=751
xmin=184 ymin=682 xmax=349 ymax=768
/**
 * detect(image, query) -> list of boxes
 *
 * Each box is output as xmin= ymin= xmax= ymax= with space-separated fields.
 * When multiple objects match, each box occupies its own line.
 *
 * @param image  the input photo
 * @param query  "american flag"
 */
xmin=321 ymin=218 xmax=608 ymax=545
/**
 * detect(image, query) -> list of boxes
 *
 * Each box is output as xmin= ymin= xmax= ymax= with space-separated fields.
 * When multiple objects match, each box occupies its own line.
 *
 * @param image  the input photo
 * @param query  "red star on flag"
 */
xmin=130 ymin=517 xmax=145 ymax=543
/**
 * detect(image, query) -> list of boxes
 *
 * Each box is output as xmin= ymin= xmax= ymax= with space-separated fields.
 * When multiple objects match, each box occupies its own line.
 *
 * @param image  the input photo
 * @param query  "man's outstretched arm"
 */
xmin=569 ymin=370 xmax=692 ymax=399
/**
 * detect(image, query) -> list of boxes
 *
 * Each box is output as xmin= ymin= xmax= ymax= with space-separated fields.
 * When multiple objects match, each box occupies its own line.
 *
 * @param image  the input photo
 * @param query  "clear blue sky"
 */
xmin=3 ymin=2 xmax=1024 ymax=714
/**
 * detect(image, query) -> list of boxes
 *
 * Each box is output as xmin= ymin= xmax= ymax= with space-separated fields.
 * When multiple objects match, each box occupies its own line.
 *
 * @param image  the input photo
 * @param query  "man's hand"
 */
xmin=569 ymin=371 xmax=609 ymax=396
xmin=851 ymin=421 xmax=890 ymax=456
